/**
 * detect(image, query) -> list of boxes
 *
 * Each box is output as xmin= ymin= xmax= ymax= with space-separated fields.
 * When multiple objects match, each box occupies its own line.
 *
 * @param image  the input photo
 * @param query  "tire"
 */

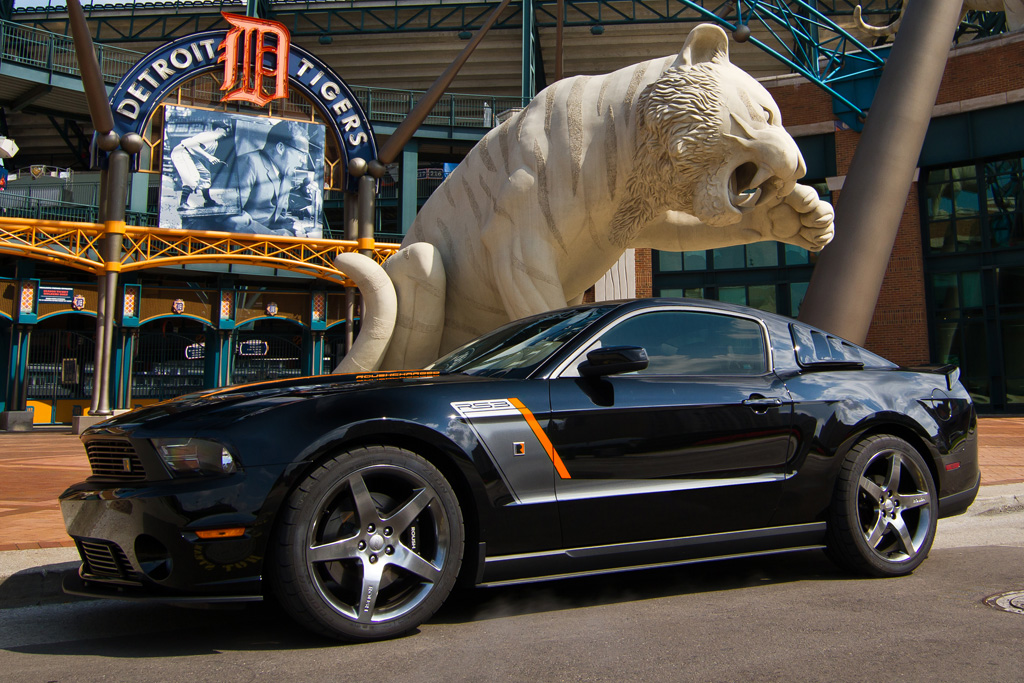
xmin=825 ymin=435 xmax=937 ymax=577
xmin=271 ymin=446 xmax=464 ymax=641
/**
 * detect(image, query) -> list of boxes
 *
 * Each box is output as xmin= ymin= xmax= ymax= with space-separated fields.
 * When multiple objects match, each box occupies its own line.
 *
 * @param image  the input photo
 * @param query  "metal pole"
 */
xmin=798 ymin=0 xmax=963 ymax=344
xmin=94 ymin=149 xmax=129 ymax=416
xmin=90 ymin=167 xmax=108 ymax=415
xmin=344 ymin=192 xmax=357 ymax=353
xmin=18 ymin=326 xmax=30 ymax=412
xmin=555 ymin=0 xmax=564 ymax=82
xmin=6 ymin=323 xmax=18 ymax=410
xmin=9 ymin=326 xmax=23 ymax=411
xmin=357 ymin=174 xmax=376 ymax=258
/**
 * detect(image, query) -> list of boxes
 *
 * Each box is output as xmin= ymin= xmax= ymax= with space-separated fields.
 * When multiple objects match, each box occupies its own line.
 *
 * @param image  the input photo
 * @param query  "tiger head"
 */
xmin=613 ymin=24 xmax=808 ymax=243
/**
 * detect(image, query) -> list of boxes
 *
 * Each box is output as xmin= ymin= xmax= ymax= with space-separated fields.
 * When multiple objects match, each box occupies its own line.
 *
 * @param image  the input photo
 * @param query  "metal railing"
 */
xmin=0 ymin=19 xmax=526 ymax=129
xmin=0 ymin=18 xmax=140 ymax=83
xmin=0 ymin=192 xmax=158 ymax=225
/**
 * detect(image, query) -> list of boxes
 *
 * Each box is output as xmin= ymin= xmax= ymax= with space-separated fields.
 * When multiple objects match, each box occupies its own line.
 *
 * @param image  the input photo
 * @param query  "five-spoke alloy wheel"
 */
xmin=826 ymin=435 xmax=937 ymax=577
xmin=272 ymin=446 xmax=464 ymax=640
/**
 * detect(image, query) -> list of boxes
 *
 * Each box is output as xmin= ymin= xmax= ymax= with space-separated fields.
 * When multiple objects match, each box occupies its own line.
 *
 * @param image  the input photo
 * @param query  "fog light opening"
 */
xmin=135 ymin=535 xmax=172 ymax=581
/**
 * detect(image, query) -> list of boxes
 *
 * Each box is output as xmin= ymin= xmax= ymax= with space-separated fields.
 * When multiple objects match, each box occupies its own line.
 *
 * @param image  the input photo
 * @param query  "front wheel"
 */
xmin=825 ymin=435 xmax=937 ymax=577
xmin=271 ymin=446 xmax=464 ymax=641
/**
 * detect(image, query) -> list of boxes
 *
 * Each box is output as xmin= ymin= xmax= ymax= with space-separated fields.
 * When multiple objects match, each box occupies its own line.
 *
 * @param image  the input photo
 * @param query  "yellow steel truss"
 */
xmin=0 ymin=217 xmax=401 ymax=286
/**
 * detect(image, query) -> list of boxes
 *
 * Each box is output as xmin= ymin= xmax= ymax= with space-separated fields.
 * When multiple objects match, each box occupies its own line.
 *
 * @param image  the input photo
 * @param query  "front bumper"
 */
xmin=59 ymin=465 xmax=286 ymax=601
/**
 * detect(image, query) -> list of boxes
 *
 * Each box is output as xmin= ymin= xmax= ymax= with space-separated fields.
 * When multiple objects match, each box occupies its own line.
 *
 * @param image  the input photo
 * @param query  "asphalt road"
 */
xmin=2 ymin=511 xmax=1023 ymax=682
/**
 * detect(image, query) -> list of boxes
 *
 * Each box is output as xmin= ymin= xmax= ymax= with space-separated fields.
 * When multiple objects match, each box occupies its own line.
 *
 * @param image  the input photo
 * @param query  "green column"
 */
xmin=400 ymin=141 xmax=419 ymax=234
xmin=128 ymin=171 xmax=149 ymax=219
xmin=521 ymin=0 xmax=536 ymax=100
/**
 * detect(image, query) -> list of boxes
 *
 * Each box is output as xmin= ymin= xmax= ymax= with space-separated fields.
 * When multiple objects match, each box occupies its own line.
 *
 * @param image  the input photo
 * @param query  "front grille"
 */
xmin=85 ymin=439 xmax=146 ymax=481
xmin=76 ymin=539 xmax=141 ymax=584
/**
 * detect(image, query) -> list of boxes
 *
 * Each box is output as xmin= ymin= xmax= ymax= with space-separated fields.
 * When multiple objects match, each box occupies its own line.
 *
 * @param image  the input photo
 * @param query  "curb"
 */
xmin=0 ymin=547 xmax=81 ymax=609
xmin=2 ymin=483 xmax=1023 ymax=610
xmin=958 ymin=482 xmax=1024 ymax=517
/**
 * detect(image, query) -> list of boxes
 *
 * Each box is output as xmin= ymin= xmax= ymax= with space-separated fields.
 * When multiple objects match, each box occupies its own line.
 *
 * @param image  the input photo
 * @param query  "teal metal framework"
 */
xmin=5 ymin=1 xmax=937 ymax=116
xmin=12 ymin=1 xmax=904 ymax=38
xmin=4 ymin=1 xmax=1013 ymax=118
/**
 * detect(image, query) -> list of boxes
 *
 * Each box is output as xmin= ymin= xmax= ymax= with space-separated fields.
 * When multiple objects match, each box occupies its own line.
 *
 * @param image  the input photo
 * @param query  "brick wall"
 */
xmin=768 ymin=80 xmax=833 ymax=127
xmin=635 ymin=248 xmax=652 ymax=298
xmin=935 ymin=34 xmax=1024 ymax=105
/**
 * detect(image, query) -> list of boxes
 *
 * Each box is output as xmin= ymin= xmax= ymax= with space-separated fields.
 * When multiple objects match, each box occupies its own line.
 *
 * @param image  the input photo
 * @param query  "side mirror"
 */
xmin=578 ymin=346 xmax=649 ymax=377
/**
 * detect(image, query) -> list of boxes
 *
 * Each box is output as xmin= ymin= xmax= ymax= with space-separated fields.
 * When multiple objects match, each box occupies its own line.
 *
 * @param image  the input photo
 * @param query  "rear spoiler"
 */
xmin=906 ymin=364 xmax=961 ymax=391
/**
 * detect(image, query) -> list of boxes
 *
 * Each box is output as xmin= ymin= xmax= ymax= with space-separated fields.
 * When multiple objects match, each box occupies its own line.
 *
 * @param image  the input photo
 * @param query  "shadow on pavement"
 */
xmin=2 ymin=549 xmax=854 ymax=657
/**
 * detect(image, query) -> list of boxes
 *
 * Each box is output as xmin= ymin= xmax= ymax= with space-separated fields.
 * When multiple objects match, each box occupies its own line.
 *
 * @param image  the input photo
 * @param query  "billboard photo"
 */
xmin=160 ymin=106 xmax=326 ymax=239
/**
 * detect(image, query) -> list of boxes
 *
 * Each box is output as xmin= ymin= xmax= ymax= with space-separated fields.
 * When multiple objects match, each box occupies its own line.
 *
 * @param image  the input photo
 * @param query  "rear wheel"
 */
xmin=825 ymin=435 xmax=937 ymax=577
xmin=272 ymin=446 xmax=464 ymax=641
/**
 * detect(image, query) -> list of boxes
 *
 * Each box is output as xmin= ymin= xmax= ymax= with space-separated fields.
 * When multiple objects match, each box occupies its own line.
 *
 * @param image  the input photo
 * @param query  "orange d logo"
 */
xmin=218 ymin=12 xmax=290 ymax=107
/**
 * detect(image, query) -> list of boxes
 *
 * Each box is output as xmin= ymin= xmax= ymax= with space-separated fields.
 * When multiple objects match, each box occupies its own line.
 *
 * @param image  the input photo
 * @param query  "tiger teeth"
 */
xmin=734 ymin=188 xmax=761 ymax=208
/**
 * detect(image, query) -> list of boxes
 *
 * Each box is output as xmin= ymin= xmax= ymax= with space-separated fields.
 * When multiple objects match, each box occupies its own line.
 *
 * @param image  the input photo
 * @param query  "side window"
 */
xmin=590 ymin=310 xmax=768 ymax=375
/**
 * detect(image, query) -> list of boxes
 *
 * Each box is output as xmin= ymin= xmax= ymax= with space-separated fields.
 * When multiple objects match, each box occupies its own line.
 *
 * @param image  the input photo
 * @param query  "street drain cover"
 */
xmin=984 ymin=591 xmax=1024 ymax=615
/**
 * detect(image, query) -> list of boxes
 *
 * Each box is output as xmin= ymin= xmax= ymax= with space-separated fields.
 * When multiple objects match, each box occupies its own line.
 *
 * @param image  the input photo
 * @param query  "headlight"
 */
xmin=152 ymin=438 xmax=239 ymax=475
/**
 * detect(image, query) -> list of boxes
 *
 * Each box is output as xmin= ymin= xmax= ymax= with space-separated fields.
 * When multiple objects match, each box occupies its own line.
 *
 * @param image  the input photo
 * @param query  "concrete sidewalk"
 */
xmin=1 ymin=418 xmax=1023 ymax=608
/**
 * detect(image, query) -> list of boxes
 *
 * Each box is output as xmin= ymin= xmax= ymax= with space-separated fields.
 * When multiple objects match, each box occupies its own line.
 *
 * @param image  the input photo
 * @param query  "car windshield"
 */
xmin=427 ymin=305 xmax=617 ymax=379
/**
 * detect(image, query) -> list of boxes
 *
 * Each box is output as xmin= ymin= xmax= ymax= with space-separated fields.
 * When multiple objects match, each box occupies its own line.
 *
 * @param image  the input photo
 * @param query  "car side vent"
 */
xmin=76 ymin=539 xmax=141 ymax=584
xmin=85 ymin=439 xmax=146 ymax=481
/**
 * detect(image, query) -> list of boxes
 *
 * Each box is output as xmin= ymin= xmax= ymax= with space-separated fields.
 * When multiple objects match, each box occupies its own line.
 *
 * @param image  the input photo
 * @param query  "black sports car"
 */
xmin=60 ymin=298 xmax=979 ymax=641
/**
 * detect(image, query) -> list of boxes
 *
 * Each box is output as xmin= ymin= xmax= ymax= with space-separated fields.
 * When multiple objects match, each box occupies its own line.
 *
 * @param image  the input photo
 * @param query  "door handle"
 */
xmin=743 ymin=395 xmax=783 ymax=413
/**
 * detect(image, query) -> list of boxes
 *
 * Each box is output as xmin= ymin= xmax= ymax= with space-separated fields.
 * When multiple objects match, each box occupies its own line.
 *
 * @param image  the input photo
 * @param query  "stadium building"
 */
xmin=0 ymin=1 xmax=1020 ymax=421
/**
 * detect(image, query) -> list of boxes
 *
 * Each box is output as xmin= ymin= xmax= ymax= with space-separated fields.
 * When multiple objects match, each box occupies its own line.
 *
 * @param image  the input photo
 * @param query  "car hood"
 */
xmin=85 ymin=370 xmax=484 ymax=434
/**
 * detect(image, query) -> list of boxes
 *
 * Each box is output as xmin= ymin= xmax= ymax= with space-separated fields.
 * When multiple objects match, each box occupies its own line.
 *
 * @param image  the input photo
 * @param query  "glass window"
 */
xmin=988 ymin=214 xmax=1024 ymax=249
xmin=1002 ymin=321 xmax=1024 ymax=404
xmin=427 ymin=305 xmax=616 ymax=378
xmin=746 ymin=242 xmax=778 ymax=268
xmin=962 ymin=271 xmax=983 ymax=312
xmin=713 ymin=245 xmax=744 ymax=270
xmin=957 ymin=217 xmax=982 ymax=249
xmin=784 ymin=244 xmax=809 ymax=265
xmin=658 ymin=251 xmax=682 ymax=272
xmin=934 ymin=321 xmax=961 ymax=366
xmin=962 ymin=322 xmax=990 ymax=405
xmin=594 ymin=310 xmax=767 ymax=375
xmin=659 ymin=288 xmax=683 ymax=298
xmin=718 ymin=286 xmax=746 ymax=306
xmin=789 ymin=282 xmax=809 ymax=317
xmin=747 ymin=285 xmax=776 ymax=313
xmin=998 ymin=267 xmax=1024 ymax=309
xmin=684 ymin=287 xmax=704 ymax=299
xmin=928 ymin=220 xmax=953 ymax=251
xmin=923 ymin=158 xmax=1024 ymax=255
xmin=931 ymin=273 xmax=959 ymax=311
xmin=684 ymin=250 xmax=707 ymax=271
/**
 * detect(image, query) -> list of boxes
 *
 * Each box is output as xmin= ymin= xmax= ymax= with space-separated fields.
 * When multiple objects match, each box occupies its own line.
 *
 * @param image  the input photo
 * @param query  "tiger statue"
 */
xmin=337 ymin=24 xmax=835 ymax=373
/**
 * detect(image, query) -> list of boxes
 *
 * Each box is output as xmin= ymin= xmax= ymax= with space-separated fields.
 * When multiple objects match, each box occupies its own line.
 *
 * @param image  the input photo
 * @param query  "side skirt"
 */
xmin=479 ymin=522 xmax=826 ymax=587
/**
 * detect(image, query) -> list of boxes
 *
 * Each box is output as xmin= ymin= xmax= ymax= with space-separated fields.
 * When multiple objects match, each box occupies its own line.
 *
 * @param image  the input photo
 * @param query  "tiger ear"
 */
xmin=674 ymin=23 xmax=730 ymax=68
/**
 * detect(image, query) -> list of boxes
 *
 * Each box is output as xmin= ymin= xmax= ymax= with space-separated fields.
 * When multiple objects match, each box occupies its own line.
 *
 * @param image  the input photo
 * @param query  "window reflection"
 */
xmin=596 ymin=311 xmax=768 ymax=376
xmin=924 ymin=157 xmax=1024 ymax=254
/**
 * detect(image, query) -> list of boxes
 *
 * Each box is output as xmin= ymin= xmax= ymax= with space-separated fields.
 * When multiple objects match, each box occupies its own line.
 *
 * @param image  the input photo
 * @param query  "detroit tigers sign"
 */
xmin=108 ymin=13 xmax=376 ymax=192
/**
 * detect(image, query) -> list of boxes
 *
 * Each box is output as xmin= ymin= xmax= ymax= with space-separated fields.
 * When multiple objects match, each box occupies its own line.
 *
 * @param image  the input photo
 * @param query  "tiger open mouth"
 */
xmin=729 ymin=161 xmax=780 ymax=211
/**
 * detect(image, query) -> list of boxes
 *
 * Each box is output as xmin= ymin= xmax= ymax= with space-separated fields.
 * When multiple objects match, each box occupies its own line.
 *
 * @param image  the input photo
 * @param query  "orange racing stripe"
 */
xmin=508 ymin=398 xmax=571 ymax=480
